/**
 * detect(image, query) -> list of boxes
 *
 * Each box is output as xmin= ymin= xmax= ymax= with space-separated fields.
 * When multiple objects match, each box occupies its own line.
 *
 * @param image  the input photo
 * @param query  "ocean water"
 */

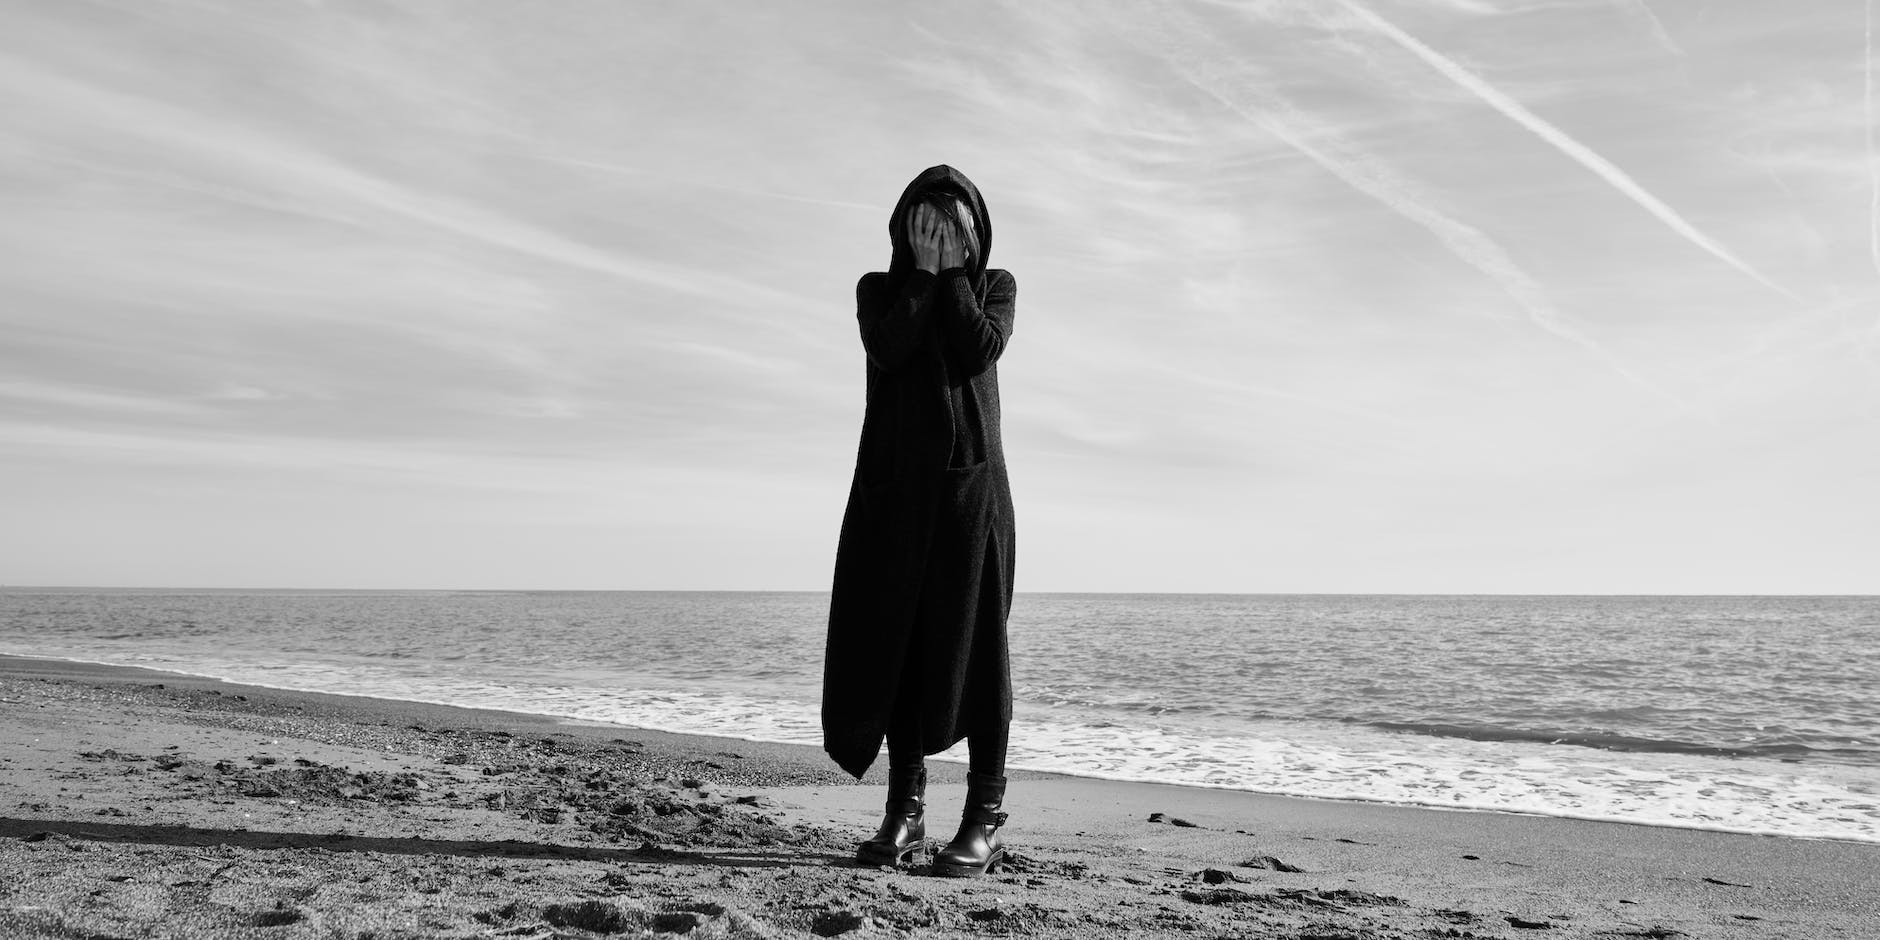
xmin=1 ymin=590 xmax=1874 ymax=843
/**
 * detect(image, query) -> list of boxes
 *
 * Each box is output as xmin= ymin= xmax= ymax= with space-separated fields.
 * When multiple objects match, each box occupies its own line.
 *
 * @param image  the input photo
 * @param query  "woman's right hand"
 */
xmin=909 ymin=203 xmax=943 ymax=274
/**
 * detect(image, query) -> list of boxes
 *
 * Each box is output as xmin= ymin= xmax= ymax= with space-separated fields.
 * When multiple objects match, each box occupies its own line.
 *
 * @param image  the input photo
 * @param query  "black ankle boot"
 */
xmin=856 ymin=763 xmax=926 ymax=866
xmin=932 ymin=770 xmax=1008 ymax=877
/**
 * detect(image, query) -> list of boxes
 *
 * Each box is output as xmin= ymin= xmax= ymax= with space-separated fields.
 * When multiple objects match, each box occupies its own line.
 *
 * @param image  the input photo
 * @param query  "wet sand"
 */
xmin=1 ymin=653 xmax=1873 ymax=938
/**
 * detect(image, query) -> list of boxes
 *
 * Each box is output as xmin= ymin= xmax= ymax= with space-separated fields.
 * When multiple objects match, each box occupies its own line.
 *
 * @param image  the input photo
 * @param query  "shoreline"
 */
xmin=0 ymin=653 xmax=1061 ymax=789
xmin=3 ymin=653 xmax=1876 ymax=938
xmin=8 ymin=651 xmax=1872 ymax=847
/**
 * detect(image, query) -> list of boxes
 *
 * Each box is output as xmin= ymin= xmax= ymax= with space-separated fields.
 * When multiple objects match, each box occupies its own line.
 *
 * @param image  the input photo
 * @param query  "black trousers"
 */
xmin=885 ymin=635 xmax=1007 ymax=777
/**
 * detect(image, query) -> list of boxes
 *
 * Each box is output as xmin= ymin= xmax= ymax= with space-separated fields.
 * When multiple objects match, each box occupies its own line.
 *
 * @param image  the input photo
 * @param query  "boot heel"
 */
xmin=932 ymin=848 xmax=1003 ymax=878
xmin=856 ymin=764 xmax=927 ymax=867
xmin=933 ymin=772 xmax=1010 ymax=878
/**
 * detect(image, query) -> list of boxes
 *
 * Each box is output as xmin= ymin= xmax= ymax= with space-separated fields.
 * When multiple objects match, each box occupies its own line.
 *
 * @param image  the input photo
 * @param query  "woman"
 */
xmin=822 ymin=165 xmax=1019 ymax=878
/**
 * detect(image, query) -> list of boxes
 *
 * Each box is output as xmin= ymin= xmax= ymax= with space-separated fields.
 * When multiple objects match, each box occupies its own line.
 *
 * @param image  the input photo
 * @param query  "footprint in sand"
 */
xmin=475 ymin=897 xmax=739 ymax=935
xmin=1178 ymin=885 xmax=1405 ymax=910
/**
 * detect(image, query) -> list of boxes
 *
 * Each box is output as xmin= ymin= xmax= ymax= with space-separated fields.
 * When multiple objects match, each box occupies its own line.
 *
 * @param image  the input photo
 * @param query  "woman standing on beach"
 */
xmin=822 ymin=165 xmax=1018 ymax=878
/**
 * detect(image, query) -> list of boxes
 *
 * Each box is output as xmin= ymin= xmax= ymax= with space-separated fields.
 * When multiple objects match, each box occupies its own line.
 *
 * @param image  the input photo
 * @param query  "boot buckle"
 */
xmin=963 ymin=806 xmax=1006 ymax=828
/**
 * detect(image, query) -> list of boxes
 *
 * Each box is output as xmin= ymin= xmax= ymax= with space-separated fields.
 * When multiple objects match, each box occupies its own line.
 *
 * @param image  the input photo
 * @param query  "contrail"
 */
xmin=1169 ymin=61 xmax=1700 ymax=415
xmin=1124 ymin=1 xmax=1706 ymax=413
xmin=1615 ymin=0 xmax=1683 ymax=57
xmin=1333 ymin=0 xmax=1799 ymax=301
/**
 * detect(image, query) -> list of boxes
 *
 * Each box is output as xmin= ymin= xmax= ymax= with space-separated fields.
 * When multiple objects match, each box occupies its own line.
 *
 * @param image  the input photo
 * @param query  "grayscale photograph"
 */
xmin=1 ymin=1 xmax=1875 ymax=937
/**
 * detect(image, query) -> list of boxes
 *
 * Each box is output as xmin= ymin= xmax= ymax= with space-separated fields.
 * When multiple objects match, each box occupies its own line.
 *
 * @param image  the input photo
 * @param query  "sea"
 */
xmin=1 ymin=590 xmax=1874 ymax=844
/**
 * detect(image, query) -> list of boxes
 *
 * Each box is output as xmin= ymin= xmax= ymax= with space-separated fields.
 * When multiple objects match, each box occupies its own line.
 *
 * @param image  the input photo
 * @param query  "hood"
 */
xmin=887 ymin=164 xmax=993 ymax=290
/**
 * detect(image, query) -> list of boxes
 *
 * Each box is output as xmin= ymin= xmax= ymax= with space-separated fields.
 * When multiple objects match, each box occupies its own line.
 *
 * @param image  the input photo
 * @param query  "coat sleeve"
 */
xmin=856 ymin=270 xmax=938 ymax=372
xmin=935 ymin=268 xmax=1015 ymax=378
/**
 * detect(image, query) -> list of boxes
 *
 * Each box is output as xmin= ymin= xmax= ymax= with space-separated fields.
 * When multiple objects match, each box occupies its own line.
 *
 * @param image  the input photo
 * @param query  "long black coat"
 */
xmin=822 ymin=165 xmax=1018 ymax=780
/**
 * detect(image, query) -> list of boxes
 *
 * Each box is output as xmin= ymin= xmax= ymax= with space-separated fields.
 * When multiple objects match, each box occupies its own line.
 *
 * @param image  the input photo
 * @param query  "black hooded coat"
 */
xmin=821 ymin=165 xmax=1018 ymax=780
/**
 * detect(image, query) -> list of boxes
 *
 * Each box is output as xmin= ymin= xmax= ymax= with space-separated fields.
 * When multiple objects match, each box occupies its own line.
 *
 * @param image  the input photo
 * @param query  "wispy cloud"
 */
xmin=1123 ymin=4 xmax=1696 ymax=412
xmin=1868 ymin=0 xmax=1880 ymax=279
xmin=1330 ymin=0 xmax=1799 ymax=302
xmin=656 ymin=340 xmax=805 ymax=376
xmin=0 ymin=54 xmax=818 ymax=316
xmin=1426 ymin=0 xmax=1501 ymax=14
xmin=525 ymin=152 xmax=884 ymax=214
xmin=0 ymin=381 xmax=212 ymax=418
xmin=1199 ymin=80 xmax=1695 ymax=412
xmin=1615 ymin=0 xmax=1684 ymax=57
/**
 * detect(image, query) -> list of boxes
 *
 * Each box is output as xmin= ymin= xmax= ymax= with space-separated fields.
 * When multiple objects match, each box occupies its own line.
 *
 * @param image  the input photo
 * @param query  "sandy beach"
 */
xmin=1 ymin=654 xmax=1873 ymax=939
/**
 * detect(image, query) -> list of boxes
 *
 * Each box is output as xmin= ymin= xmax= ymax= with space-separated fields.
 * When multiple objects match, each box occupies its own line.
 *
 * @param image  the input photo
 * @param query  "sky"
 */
xmin=2 ymin=0 xmax=1877 ymax=594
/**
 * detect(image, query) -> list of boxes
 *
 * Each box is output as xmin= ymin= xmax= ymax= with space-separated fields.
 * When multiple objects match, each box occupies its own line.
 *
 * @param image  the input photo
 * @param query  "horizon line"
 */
xmin=2 ymin=585 xmax=1874 ymax=599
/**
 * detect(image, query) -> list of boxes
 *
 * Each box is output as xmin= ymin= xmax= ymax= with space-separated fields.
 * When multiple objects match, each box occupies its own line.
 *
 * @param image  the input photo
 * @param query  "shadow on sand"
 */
xmin=0 ymin=816 xmax=855 ymax=871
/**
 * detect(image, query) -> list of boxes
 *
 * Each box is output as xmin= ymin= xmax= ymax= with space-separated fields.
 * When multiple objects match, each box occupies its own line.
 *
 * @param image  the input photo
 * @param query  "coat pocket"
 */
xmin=937 ymin=458 xmax=994 ymax=511
xmin=932 ymin=458 xmax=1003 ymax=560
